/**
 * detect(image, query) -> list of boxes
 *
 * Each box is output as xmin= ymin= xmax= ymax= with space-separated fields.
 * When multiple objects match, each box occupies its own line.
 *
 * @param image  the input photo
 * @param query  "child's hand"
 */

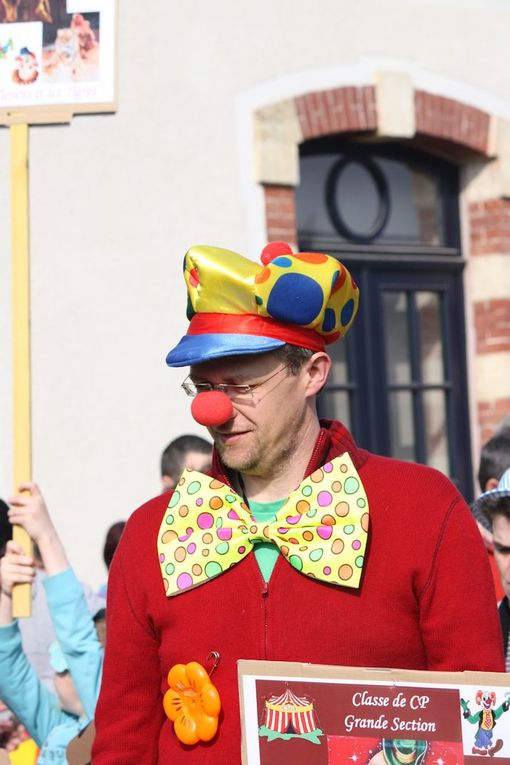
xmin=8 ymin=482 xmax=55 ymax=544
xmin=7 ymin=482 xmax=68 ymax=576
xmin=0 ymin=540 xmax=35 ymax=597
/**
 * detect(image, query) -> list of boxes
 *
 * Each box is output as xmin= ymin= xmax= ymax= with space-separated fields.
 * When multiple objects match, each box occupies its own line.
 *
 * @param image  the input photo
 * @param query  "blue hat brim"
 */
xmin=166 ymin=333 xmax=285 ymax=367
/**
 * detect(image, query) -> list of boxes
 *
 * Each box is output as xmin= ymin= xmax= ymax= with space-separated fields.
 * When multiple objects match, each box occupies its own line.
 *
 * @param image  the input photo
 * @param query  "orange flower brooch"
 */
xmin=163 ymin=660 xmax=221 ymax=745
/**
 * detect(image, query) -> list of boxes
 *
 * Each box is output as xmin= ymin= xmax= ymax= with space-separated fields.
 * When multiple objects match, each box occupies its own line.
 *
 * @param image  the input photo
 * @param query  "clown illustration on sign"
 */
xmin=367 ymin=739 xmax=427 ymax=765
xmin=12 ymin=45 xmax=38 ymax=83
xmin=461 ymin=690 xmax=510 ymax=756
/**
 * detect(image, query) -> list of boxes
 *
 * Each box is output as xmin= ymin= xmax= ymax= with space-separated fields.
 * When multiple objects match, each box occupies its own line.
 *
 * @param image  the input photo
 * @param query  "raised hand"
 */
xmin=8 ymin=482 xmax=54 ymax=546
xmin=7 ymin=483 xmax=69 ymax=576
xmin=0 ymin=540 xmax=35 ymax=598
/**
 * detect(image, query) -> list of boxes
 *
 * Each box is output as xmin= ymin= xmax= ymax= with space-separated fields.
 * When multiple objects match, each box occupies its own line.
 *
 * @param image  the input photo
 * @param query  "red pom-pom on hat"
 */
xmin=260 ymin=241 xmax=293 ymax=265
xmin=191 ymin=391 xmax=234 ymax=427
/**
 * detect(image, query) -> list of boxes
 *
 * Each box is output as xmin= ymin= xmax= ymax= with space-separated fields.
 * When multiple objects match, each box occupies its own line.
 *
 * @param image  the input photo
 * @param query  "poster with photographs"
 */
xmin=0 ymin=0 xmax=116 ymax=122
xmin=239 ymin=660 xmax=510 ymax=765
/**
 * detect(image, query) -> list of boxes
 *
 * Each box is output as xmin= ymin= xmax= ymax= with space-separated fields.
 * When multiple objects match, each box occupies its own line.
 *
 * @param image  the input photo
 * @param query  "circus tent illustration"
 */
xmin=262 ymin=687 xmax=319 ymax=735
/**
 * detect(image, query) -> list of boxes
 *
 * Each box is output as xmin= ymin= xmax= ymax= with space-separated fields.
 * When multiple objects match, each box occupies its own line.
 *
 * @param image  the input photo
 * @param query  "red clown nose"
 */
xmin=191 ymin=391 xmax=234 ymax=427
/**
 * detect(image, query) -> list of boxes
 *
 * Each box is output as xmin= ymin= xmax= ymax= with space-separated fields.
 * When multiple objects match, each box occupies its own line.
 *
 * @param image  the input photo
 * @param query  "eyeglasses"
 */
xmin=181 ymin=365 xmax=289 ymax=400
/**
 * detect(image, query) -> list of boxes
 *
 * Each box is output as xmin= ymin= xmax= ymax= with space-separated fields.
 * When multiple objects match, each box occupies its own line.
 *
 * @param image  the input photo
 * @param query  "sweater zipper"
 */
xmin=262 ymin=578 xmax=269 ymax=659
xmin=255 ymin=559 xmax=269 ymax=659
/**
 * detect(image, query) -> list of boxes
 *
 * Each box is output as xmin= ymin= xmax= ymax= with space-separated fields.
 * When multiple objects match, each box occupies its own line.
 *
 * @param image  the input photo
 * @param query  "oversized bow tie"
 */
xmin=157 ymin=453 xmax=369 ymax=597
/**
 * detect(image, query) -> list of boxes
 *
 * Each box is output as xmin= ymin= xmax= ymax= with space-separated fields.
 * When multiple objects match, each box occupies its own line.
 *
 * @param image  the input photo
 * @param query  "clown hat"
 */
xmin=166 ymin=241 xmax=359 ymax=367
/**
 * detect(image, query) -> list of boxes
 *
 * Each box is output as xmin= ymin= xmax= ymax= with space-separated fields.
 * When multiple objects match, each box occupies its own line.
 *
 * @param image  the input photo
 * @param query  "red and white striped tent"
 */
xmin=263 ymin=687 xmax=318 ymax=734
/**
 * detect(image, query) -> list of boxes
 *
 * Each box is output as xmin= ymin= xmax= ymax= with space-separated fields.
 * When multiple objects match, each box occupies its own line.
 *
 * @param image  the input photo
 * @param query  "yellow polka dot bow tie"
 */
xmin=157 ymin=453 xmax=369 ymax=596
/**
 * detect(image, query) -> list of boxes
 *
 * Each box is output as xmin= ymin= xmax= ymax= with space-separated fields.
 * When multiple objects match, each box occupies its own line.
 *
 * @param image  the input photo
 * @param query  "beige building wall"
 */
xmin=0 ymin=0 xmax=509 ymax=587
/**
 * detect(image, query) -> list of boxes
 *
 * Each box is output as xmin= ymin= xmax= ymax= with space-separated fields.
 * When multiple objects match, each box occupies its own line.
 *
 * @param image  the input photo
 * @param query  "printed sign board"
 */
xmin=239 ymin=660 xmax=510 ymax=765
xmin=0 ymin=0 xmax=116 ymax=123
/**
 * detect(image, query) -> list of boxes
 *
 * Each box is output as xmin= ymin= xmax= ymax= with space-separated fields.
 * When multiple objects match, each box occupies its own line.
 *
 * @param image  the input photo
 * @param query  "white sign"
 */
xmin=0 ymin=0 xmax=116 ymax=122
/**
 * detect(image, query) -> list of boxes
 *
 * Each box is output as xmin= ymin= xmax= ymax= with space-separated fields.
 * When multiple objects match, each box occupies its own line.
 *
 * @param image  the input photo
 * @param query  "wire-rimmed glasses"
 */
xmin=181 ymin=365 xmax=289 ymax=400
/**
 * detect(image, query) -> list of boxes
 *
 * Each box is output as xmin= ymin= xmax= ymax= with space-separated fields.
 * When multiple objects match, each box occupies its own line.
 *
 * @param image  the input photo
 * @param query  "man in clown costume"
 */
xmin=93 ymin=243 xmax=504 ymax=764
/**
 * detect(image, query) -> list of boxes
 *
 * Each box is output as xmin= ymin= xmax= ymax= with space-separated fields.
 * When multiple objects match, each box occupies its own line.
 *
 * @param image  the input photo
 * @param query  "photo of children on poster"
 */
xmin=0 ymin=0 xmax=115 ymax=112
xmin=245 ymin=677 xmax=510 ymax=765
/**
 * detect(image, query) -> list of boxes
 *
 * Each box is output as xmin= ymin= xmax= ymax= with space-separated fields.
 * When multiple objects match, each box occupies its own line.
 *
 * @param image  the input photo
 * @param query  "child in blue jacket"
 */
xmin=0 ymin=483 xmax=103 ymax=764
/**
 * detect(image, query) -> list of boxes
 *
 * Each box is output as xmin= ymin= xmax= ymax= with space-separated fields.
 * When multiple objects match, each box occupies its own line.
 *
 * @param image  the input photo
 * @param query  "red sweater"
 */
xmin=92 ymin=421 xmax=504 ymax=764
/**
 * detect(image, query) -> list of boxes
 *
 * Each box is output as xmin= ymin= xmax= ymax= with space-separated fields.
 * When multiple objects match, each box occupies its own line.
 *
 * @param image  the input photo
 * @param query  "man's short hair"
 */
xmin=482 ymin=496 xmax=510 ymax=525
xmin=477 ymin=431 xmax=510 ymax=491
xmin=0 ymin=499 xmax=11 ymax=557
xmin=494 ymin=414 xmax=510 ymax=438
xmin=103 ymin=521 xmax=126 ymax=570
xmin=274 ymin=344 xmax=314 ymax=375
xmin=161 ymin=435 xmax=212 ymax=483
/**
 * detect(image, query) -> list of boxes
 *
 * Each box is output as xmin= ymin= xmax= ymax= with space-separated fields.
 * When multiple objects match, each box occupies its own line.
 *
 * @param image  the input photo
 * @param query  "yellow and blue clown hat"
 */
xmin=166 ymin=242 xmax=359 ymax=367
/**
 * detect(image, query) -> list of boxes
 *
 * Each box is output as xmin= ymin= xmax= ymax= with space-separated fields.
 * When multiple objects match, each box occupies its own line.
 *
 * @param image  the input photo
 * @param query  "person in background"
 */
xmin=471 ymin=426 xmax=510 ymax=600
xmin=1 ymin=492 xmax=103 ymax=694
xmin=0 ymin=700 xmax=37 ymax=764
xmin=473 ymin=429 xmax=510 ymax=534
xmin=494 ymin=415 xmax=510 ymax=438
xmin=96 ymin=522 xmax=126 ymax=600
xmin=0 ymin=483 xmax=103 ymax=765
xmin=93 ymin=608 xmax=107 ymax=649
xmin=1 ymin=499 xmax=37 ymax=763
xmin=474 ymin=468 xmax=510 ymax=669
xmin=160 ymin=434 xmax=212 ymax=492
xmin=18 ymin=547 xmax=104 ymax=694
xmin=0 ymin=500 xmax=10 ymax=559
xmin=93 ymin=242 xmax=504 ymax=764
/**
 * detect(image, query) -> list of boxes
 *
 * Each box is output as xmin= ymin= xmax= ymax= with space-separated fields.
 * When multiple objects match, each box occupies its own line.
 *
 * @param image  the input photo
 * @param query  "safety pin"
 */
xmin=207 ymin=650 xmax=220 ymax=678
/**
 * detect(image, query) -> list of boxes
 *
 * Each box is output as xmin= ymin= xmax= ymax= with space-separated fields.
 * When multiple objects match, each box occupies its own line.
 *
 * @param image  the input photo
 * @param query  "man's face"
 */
xmin=491 ymin=513 xmax=510 ymax=599
xmin=182 ymin=450 xmax=212 ymax=474
xmin=190 ymin=352 xmax=310 ymax=478
xmin=161 ymin=450 xmax=212 ymax=491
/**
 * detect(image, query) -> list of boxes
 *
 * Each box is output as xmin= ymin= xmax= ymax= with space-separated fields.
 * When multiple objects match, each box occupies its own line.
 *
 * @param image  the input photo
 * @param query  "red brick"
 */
xmin=294 ymin=95 xmax=312 ymax=140
xmin=474 ymin=299 xmax=510 ymax=353
xmin=468 ymin=199 xmax=510 ymax=255
xmin=363 ymin=86 xmax=377 ymax=130
xmin=263 ymin=185 xmax=298 ymax=244
xmin=325 ymin=89 xmax=344 ymax=133
xmin=414 ymin=91 xmax=490 ymax=155
xmin=478 ymin=398 xmax=510 ymax=443
xmin=294 ymin=86 xmax=376 ymax=139
xmin=343 ymin=87 xmax=357 ymax=130
xmin=305 ymin=93 xmax=322 ymax=138
xmin=314 ymin=90 xmax=332 ymax=135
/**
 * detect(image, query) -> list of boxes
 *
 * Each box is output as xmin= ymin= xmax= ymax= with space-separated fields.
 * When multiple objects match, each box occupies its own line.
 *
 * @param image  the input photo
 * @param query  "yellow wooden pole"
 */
xmin=10 ymin=123 xmax=33 ymax=618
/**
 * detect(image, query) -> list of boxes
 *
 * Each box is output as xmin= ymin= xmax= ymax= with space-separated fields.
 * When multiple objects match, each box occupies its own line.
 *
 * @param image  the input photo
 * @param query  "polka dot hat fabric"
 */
xmin=253 ymin=249 xmax=358 ymax=339
xmin=166 ymin=243 xmax=359 ymax=366
xmin=157 ymin=453 xmax=369 ymax=596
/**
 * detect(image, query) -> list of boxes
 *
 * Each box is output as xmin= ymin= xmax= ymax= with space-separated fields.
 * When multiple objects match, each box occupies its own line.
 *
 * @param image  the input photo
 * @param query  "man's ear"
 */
xmin=304 ymin=352 xmax=331 ymax=398
xmin=161 ymin=475 xmax=175 ymax=492
xmin=485 ymin=477 xmax=500 ymax=491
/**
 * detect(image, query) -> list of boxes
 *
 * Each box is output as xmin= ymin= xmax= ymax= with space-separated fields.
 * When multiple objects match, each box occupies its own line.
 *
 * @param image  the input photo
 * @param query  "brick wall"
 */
xmin=469 ymin=199 xmax=510 ymax=255
xmin=469 ymin=198 xmax=510 ymax=439
xmin=263 ymin=185 xmax=297 ymax=249
xmin=474 ymin=300 xmax=510 ymax=355
xmin=478 ymin=399 xmax=510 ymax=444
xmin=295 ymin=86 xmax=377 ymax=139
xmin=415 ymin=91 xmax=491 ymax=155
